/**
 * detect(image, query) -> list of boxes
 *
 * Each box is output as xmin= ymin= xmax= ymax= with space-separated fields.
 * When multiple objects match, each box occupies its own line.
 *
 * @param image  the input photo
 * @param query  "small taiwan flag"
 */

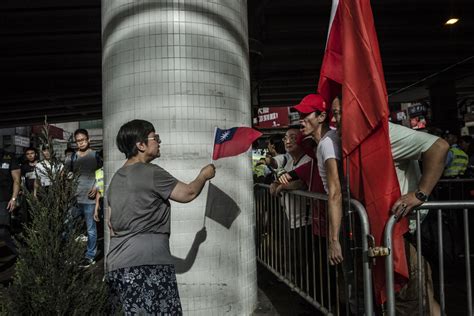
xmin=212 ymin=127 xmax=262 ymax=160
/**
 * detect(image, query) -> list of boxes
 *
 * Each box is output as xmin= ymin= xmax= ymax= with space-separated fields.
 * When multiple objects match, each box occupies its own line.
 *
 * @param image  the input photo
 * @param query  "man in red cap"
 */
xmin=282 ymin=93 xmax=343 ymax=265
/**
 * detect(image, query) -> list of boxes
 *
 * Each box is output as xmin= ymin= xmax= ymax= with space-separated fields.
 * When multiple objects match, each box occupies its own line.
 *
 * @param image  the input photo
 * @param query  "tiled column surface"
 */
xmin=102 ymin=0 xmax=256 ymax=314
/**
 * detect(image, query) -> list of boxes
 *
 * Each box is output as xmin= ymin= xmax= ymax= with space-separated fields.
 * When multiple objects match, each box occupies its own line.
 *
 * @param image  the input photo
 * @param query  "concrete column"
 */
xmin=102 ymin=1 xmax=256 ymax=314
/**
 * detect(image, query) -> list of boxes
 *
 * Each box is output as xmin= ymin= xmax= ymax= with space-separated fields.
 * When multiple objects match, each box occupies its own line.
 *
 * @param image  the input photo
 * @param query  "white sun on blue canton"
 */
xmin=220 ymin=130 xmax=231 ymax=142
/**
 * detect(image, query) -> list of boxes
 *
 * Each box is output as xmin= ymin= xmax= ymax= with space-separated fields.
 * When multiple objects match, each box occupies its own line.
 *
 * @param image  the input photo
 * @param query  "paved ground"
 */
xmin=1 ymin=240 xmax=317 ymax=315
xmin=254 ymin=262 xmax=321 ymax=316
xmin=2 ymin=240 xmax=472 ymax=315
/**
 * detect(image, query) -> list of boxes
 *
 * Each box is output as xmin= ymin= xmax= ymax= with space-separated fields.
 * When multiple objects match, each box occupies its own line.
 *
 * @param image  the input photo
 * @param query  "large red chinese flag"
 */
xmin=318 ymin=0 xmax=409 ymax=304
xmin=212 ymin=127 xmax=262 ymax=160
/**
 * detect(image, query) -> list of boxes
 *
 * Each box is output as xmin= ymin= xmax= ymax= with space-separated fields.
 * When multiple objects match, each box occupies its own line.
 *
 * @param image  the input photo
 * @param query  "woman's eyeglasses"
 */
xmin=283 ymin=135 xmax=297 ymax=143
xmin=147 ymin=135 xmax=161 ymax=143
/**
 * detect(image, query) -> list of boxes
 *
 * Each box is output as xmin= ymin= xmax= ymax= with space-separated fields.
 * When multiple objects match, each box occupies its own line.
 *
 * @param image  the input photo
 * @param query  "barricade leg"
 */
xmin=437 ymin=209 xmax=445 ymax=315
xmin=416 ymin=211 xmax=424 ymax=316
xmin=463 ymin=209 xmax=473 ymax=315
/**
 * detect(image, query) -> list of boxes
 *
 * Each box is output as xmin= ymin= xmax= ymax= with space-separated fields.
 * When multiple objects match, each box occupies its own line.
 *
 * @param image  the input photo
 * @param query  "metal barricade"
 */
xmin=383 ymin=200 xmax=474 ymax=316
xmin=254 ymin=184 xmax=373 ymax=316
xmin=432 ymin=178 xmax=474 ymax=201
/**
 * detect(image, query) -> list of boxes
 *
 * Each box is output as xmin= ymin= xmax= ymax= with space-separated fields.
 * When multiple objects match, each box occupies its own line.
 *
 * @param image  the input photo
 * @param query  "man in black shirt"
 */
xmin=16 ymin=147 xmax=39 ymax=230
xmin=21 ymin=147 xmax=38 ymax=193
xmin=0 ymin=148 xmax=21 ymax=255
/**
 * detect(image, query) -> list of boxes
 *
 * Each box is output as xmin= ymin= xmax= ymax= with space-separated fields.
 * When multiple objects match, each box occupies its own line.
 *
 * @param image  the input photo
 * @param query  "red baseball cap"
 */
xmin=293 ymin=94 xmax=327 ymax=114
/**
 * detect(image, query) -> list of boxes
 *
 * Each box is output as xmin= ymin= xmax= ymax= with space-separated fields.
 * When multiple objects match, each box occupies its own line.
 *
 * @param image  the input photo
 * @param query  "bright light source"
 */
xmin=445 ymin=18 xmax=459 ymax=25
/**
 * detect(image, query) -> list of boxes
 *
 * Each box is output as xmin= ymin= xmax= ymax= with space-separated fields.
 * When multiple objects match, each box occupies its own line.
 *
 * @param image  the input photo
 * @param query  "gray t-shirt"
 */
xmin=106 ymin=162 xmax=178 ymax=272
xmin=72 ymin=150 xmax=100 ymax=204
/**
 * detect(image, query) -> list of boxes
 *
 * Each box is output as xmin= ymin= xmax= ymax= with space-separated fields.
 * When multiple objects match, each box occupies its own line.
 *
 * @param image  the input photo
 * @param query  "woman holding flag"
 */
xmin=106 ymin=119 xmax=215 ymax=315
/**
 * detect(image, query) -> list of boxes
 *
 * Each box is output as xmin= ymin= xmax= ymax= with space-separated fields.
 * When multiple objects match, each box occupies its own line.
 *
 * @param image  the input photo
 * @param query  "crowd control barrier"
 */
xmin=254 ymin=184 xmax=373 ymax=316
xmin=383 ymin=200 xmax=474 ymax=316
xmin=432 ymin=178 xmax=474 ymax=201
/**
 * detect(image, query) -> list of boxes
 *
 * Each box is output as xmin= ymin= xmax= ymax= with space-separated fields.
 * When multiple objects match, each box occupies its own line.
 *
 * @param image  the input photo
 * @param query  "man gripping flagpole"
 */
xmin=318 ymin=0 xmax=410 ymax=306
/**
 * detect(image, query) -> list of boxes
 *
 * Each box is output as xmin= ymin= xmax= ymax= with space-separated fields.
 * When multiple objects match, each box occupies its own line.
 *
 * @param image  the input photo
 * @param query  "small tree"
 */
xmin=1 ymin=121 xmax=107 ymax=314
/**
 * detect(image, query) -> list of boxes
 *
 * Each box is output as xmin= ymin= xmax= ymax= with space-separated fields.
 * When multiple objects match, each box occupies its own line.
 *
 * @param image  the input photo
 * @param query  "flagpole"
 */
xmin=204 ymin=126 xmax=218 ymax=227
xmin=210 ymin=126 xmax=218 ymax=164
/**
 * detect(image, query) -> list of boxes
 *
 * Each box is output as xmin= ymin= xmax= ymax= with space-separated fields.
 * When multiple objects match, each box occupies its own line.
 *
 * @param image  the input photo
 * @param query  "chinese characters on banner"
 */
xmin=252 ymin=107 xmax=291 ymax=129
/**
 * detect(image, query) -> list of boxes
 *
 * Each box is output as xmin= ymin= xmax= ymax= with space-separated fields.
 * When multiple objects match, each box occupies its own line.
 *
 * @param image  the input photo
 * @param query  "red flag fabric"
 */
xmin=318 ymin=0 xmax=343 ymax=105
xmin=293 ymin=135 xmax=327 ymax=236
xmin=293 ymin=160 xmax=328 ymax=237
xmin=212 ymin=127 xmax=262 ymax=160
xmin=318 ymin=0 xmax=409 ymax=304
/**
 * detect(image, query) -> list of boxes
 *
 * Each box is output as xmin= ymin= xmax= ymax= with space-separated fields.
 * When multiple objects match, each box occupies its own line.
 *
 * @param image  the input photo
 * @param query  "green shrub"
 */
xmin=2 ymin=124 xmax=107 ymax=315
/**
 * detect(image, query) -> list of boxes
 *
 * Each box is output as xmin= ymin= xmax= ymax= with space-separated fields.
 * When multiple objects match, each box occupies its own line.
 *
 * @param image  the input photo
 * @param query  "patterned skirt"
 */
xmin=107 ymin=264 xmax=183 ymax=315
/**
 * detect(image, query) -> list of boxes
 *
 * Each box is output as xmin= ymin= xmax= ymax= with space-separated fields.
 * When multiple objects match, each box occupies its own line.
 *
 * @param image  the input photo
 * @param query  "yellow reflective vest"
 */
xmin=444 ymin=146 xmax=468 ymax=177
xmin=95 ymin=168 xmax=104 ymax=196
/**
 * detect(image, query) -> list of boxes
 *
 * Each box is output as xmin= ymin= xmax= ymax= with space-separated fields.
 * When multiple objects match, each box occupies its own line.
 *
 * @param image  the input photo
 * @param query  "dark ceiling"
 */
xmin=1 ymin=0 xmax=473 ymax=128
xmin=248 ymin=0 xmax=474 ymax=108
xmin=1 ymin=0 xmax=101 ymax=127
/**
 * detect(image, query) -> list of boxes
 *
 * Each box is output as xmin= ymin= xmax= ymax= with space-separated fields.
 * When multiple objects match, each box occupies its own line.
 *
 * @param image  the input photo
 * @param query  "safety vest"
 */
xmin=95 ymin=168 xmax=104 ymax=196
xmin=253 ymin=164 xmax=266 ymax=178
xmin=444 ymin=147 xmax=468 ymax=177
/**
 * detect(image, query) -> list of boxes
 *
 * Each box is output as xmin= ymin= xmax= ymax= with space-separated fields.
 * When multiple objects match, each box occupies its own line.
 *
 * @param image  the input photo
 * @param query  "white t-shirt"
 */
xmin=281 ymin=154 xmax=312 ymax=228
xmin=273 ymin=153 xmax=291 ymax=169
xmin=35 ymin=160 xmax=64 ymax=187
xmin=389 ymin=122 xmax=439 ymax=232
xmin=389 ymin=123 xmax=438 ymax=194
xmin=316 ymin=129 xmax=341 ymax=193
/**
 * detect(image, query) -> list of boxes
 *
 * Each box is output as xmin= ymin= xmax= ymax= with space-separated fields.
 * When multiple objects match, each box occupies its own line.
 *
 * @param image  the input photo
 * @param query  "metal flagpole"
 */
xmin=204 ymin=126 xmax=219 ymax=227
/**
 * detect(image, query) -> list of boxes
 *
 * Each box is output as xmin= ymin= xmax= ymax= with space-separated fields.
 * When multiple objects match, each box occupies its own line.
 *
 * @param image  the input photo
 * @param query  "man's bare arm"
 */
xmin=418 ymin=138 xmax=450 ymax=195
xmin=7 ymin=169 xmax=21 ymax=212
xmin=391 ymin=138 xmax=449 ymax=217
xmin=325 ymin=158 xmax=343 ymax=265
xmin=276 ymin=179 xmax=306 ymax=193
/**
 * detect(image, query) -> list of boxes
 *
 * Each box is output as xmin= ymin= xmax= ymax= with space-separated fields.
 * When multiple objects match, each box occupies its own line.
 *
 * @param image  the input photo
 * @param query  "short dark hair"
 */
xmin=41 ymin=144 xmax=50 ymax=151
xmin=116 ymin=119 xmax=155 ymax=159
xmin=74 ymin=128 xmax=89 ymax=139
xmin=24 ymin=147 xmax=39 ymax=161
xmin=268 ymin=134 xmax=286 ymax=154
xmin=64 ymin=147 xmax=75 ymax=154
xmin=24 ymin=146 xmax=37 ymax=154
xmin=460 ymin=135 xmax=472 ymax=144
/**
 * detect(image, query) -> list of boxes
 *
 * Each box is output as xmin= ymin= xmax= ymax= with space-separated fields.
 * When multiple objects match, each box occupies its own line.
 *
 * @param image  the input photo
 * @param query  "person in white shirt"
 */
xmin=332 ymin=95 xmax=447 ymax=315
xmin=269 ymin=127 xmax=313 ymax=288
xmin=34 ymin=145 xmax=63 ymax=195
xmin=281 ymin=94 xmax=344 ymax=266
xmin=265 ymin=134 xmax=289 ymax=181
xmin=270 ymin=128 xmax=312 ymax=228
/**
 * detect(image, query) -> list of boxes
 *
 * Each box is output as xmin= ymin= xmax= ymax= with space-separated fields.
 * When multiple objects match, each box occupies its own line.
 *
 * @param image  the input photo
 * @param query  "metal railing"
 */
xmin=254 ymin=184 xmax=373 ymax=316
xmin=383 ymin=200 xmax=474 ymax=316
xmin=432 ymin=178 xmax=474 ymax=201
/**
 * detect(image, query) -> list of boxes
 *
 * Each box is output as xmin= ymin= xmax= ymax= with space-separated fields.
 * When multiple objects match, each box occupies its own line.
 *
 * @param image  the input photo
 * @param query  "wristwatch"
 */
xmin=11 ymin=197 xmax=16 ymax=201
xmin=414 ymin=190 xmax=428 ymax=202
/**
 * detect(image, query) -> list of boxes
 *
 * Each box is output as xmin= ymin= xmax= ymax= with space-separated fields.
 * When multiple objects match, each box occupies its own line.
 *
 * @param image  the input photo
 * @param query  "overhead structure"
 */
xmin=1 ymin=0 xmax=473 ymax=127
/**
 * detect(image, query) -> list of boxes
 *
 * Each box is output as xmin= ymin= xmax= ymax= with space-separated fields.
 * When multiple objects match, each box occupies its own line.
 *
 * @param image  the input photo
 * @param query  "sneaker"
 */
xmin=75 ymin=234 xmax=88 ymax=242
xmin=78 ymin=258 xmax=96 ymax=268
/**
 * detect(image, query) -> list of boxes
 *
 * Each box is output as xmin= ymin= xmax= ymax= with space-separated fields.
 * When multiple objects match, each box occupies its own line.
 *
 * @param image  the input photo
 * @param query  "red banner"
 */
xmin=32 ymin=125 xmax=64 ymax=140
xmin=252 ymin=107 xmax=290 ymax=129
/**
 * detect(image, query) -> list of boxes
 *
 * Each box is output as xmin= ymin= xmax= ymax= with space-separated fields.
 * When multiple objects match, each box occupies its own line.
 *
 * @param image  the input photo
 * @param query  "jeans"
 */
xmin=76 ymin=203 xmax=97 ymax=260
xmin=0 ymin=201 xmax=17 ymax=255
